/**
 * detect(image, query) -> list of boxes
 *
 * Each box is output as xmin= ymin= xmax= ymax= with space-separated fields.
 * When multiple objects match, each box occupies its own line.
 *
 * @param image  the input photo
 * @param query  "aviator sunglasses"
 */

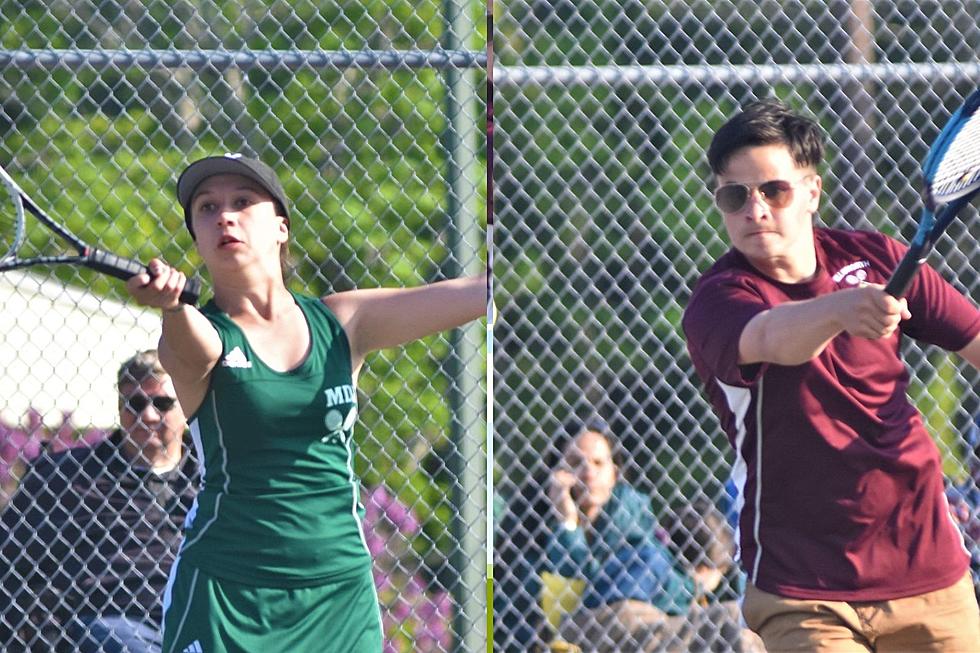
xmin=124 ymin=394 xmax=178 ymax=414
xmin=713 ymin=175 xmax=814 ymax=213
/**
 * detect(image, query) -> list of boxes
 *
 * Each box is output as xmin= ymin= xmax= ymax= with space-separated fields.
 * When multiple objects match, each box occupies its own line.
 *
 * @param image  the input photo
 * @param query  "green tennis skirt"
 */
xmin=162 ymin=558 xmax=383 ymax=653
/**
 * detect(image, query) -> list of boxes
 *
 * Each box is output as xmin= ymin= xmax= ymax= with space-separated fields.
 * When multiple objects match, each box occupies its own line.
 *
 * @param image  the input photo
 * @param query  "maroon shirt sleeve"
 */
xmin=683 ymin=273 xmax=770 ymax=388
xmin=883 ymin=236 xmax=980 ymax=350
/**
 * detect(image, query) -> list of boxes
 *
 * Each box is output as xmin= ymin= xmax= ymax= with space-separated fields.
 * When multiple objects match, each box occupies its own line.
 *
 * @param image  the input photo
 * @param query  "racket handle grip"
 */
xmin=86 ymin=249 xmax=202 ymax=306
xmin=884 ymin=245 xmax=926 ymax=298
xmin=179 ymin=277 xmax=203 ymax=306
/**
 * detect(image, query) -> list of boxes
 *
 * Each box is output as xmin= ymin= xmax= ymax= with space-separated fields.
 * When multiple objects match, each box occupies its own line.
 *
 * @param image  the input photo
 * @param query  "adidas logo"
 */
xmin=221 ymin=346 xmax=252 ymax=369
xmin=181 ymin=642 xmax=204 ymax=653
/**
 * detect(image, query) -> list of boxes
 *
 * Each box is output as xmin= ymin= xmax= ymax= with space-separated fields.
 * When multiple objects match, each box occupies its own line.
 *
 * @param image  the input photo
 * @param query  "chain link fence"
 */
xmin=0 ymin=1 xmax=486 ymax=651
xmin=493 ymin=1 xmax=980 ymax=651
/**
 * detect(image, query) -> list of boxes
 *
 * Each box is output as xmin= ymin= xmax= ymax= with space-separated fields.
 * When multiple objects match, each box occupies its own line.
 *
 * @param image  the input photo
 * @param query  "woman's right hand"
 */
xmin=126 ymin=257 xmax=223 ymax=419
xmin=125 ymin=258 xmax=187 ymax=312
xmin=548 ymin=468 xmax=579 ymax=527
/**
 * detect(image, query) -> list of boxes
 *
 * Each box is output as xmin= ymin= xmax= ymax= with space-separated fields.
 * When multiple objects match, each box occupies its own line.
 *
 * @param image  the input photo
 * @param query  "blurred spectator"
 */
xmin=0 ymin=350 xmax=196 ymax=652
xmin=364 ymin=485 xmax=452 ymax=653
xmin=665 ymin=498 xmax=766 ymax=652
xmin=496 ymin=419 xmax=714 ymax=652
xmin=947 ymin=413 xmax=980 ymax=600
xmin=547 ymin=425 xmax=708 ymax=652
xmin=494 ymin=418 xmax=621 ymax=652
xmin=665 ymin=498 xmax=738 ymax=602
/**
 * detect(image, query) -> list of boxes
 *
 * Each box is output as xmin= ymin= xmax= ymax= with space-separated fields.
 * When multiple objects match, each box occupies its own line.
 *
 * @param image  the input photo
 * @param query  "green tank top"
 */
xmin=179 ymin=292 xmax=370 ymax=586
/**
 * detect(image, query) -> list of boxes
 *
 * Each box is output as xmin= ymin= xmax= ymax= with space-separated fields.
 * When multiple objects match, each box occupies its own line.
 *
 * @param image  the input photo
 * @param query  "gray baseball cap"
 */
xmin=177 ymin=154 xmax=290 ymax=237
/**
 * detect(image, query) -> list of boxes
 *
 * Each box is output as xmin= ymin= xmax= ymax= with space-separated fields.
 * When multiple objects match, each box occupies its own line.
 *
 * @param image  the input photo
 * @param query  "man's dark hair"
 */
xmin=117 ymin=349 xmax=165 ymax=390
xmin=707 ymin=99 xmax=826 ymax=175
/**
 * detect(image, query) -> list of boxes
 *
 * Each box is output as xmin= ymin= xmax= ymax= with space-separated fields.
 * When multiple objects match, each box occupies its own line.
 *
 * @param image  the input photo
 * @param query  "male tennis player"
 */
xmin=682 ymin=99 xmax=980 ymax=651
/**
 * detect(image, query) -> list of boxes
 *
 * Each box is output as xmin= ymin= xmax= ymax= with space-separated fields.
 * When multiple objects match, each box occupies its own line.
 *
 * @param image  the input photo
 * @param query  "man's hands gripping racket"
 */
xmin=886 ymin=89 xmax=980 ymax=298
xmin=0 ymin=164 xmax=201 ymax=305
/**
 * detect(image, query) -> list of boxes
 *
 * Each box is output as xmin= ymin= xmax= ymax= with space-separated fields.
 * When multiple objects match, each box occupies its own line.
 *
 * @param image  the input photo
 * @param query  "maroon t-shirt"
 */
xmin=683 ymin=227 xmax=980 ymax=600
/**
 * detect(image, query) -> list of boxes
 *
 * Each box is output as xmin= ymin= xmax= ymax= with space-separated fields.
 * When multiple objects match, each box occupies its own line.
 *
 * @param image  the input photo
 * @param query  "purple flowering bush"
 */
xmin=364 ymin=485 xmax=453 ymax=653
xmin=0 ymin=408 xmax=110 ymax=506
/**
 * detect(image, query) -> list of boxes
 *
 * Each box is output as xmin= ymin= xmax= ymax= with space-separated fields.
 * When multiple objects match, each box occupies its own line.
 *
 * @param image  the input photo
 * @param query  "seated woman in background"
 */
xmin=543 ymin=423 xmax=720 ymax=652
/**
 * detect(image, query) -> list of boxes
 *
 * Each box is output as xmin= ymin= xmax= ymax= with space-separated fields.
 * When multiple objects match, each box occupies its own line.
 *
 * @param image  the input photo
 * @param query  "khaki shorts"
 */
xmin=742 ymin=571 xmax=980 ymax=652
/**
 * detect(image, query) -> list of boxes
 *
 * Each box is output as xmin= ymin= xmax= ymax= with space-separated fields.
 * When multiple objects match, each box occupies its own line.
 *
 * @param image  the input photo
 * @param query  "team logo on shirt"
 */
xmin=831 ymin=260 xmax=871 ymax=286
xmin=321 ymin=384 xmax=357 ymax=445
xmin=220 ymin=346 xmax=253 ymax=369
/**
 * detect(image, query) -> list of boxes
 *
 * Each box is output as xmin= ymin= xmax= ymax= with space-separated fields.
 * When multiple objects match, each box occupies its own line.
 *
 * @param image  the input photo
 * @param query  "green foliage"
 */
xmin=908 ymin=352 xmax=967 ymax=480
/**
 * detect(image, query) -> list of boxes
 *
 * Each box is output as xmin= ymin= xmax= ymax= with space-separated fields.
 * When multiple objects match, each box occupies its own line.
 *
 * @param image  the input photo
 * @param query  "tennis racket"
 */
xmin=0 ymin=163 xmax=201 ymax=305
xmin=886 ymin=89 xmax=980 ymax=297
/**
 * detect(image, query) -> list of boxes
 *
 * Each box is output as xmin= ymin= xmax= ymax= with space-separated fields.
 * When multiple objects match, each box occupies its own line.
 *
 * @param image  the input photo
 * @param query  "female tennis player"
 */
xmin=126 ymin=154 xmax=484 ymax=653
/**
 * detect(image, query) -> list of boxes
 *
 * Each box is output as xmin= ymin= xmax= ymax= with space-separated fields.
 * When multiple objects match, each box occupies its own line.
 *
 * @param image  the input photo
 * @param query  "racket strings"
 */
xmin=931 ymin=111 xmax=980 ymax=201
xmin=0 ymin=177 xmax=82 ymax=267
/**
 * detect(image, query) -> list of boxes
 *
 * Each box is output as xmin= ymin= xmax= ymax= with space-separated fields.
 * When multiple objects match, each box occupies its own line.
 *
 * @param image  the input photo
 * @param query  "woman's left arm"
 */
xmin=323 ymin=273 xmax=485 ymax=369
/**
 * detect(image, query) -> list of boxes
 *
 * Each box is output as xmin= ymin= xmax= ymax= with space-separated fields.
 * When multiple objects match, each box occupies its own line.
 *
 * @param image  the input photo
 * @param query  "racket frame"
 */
xmin=885 ymin=89 xmax=980 ymax=297
xmin=0 ymin=164 xmax=201 ymax=305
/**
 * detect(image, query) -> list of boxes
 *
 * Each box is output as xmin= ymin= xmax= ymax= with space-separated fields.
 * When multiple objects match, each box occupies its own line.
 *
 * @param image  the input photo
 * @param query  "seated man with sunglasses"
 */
xmin=683 ymin=99 xmax=980 ymax=651
xmin=0 ymin=350 xmax=196 ymax=652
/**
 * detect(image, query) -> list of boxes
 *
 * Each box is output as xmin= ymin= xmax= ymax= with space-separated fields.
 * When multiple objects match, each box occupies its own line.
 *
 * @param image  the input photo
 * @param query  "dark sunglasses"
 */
xmin=124 ymin=395 xmax=178 ymax=414
xmin=713 ymin=176 xmax=813 ymax=213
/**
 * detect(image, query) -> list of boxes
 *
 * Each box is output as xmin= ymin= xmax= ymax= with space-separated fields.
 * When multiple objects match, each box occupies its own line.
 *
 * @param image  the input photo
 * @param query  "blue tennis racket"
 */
xmin=886 ymin=89 xmax=980 ymax=297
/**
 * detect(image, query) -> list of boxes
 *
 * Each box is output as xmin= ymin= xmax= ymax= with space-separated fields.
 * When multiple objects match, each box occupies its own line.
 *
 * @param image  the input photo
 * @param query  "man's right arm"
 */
xmin=738 ymin=285 xmax=911 ymax=366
